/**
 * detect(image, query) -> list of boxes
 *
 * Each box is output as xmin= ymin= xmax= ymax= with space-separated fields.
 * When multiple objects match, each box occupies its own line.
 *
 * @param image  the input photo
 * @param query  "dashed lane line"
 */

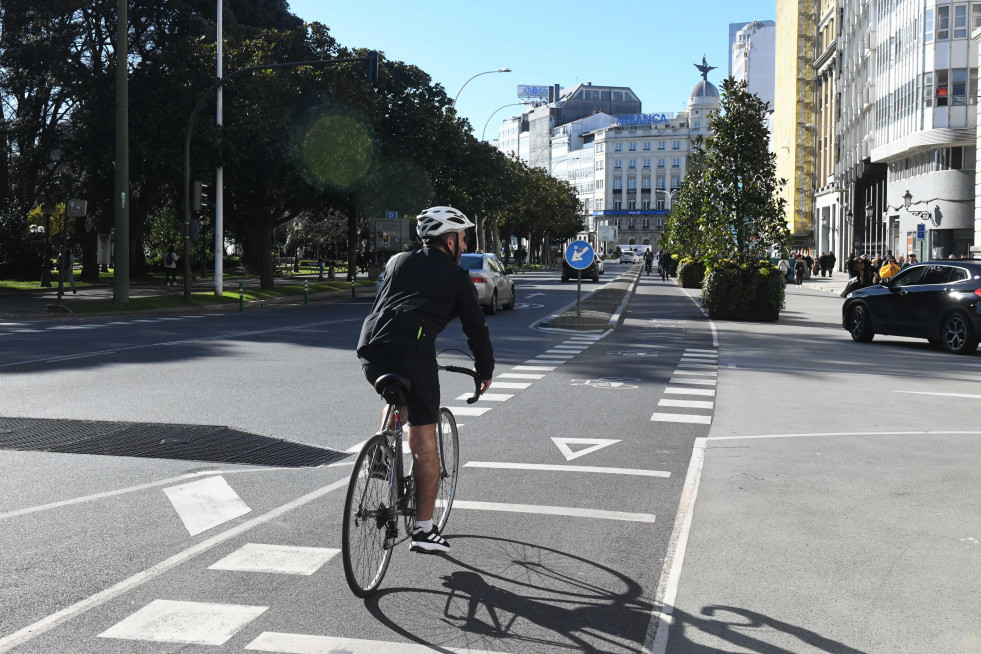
xmin=464 ymin=461 xmax=670 ymax=477
xmin=651 ymin=413 xmax=712 ymax=424
xmin=441 ymin=500 xmax=656 ymax=524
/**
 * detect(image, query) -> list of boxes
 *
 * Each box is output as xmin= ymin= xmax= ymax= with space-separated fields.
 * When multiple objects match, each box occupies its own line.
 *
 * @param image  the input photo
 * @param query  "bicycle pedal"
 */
xmin=384 ymin=537 xmax=395 ymax=550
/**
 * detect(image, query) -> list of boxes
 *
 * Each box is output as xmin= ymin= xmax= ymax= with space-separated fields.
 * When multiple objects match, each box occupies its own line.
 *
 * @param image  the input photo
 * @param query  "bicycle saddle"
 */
xmin=374 ymin=373 xmax=411 ymax=406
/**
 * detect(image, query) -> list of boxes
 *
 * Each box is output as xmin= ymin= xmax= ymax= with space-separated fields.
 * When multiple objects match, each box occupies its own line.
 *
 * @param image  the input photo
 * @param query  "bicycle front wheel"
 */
xmin=433 ymin=408 xmax=460 ymax=532
xmin=342 ymin=434 xmax=394 ymax=597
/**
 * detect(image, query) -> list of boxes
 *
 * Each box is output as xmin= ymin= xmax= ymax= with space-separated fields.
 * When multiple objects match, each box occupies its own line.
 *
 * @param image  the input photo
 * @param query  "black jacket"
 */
xmin=358 ymin=247 xmax=495 ymax=380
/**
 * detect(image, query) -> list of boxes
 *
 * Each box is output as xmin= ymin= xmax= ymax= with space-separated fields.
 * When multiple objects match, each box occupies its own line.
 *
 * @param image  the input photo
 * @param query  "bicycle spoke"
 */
xmin=342 ymin=436 xmax=395 ymax=596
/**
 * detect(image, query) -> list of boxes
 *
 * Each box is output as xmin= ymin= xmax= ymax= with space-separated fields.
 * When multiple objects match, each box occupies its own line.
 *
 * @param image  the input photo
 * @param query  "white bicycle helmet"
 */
xmin=416 ymin=206 xmax=474 ymax=239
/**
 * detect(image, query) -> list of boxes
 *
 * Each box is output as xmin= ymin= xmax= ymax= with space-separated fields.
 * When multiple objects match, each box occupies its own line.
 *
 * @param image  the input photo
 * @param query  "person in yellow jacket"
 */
xmin=879 ymin=255 xmax=901 ymax=282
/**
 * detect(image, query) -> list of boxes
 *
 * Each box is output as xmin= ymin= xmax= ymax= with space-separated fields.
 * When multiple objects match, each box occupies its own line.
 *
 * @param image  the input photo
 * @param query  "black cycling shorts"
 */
xmin=361 ymin=356 xmax=440 ymax=427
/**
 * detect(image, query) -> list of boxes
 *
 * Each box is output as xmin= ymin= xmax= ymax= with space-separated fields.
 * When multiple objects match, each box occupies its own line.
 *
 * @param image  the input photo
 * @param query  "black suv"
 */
xmin=561 ymin=257 xmax=599 ymax=282
xmin=842 ymin=260 xmax=981 ymax=354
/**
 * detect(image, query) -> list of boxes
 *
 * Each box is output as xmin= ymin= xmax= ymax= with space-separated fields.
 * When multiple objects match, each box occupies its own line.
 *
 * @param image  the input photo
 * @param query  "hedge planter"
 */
xmin=677 ymin=258 xmax=706 ymax=288
xmin=701 ymin=260 xmax=785 ymax=322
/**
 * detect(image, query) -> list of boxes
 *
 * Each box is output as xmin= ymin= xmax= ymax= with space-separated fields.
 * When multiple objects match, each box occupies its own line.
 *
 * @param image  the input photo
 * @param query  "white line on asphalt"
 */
xmin=672 ymin=370 xmax=718 ymax=377
xmin=455 ymin=393 xmax=512 ymax=402
xmin=528 ymin=359 xmax=565 ymax=365
xmin=443 ymin=500 xmax=656 ymax=523
xmin=682 ymin=352 xmax=718 ymax=358
xmin=463 ymin=462 xmax=670 ymax=477
xmin=246 ymin=632 xmax=506 ymax=654
xmin=513 ymin=365 xmax=555 ymax=371
xmin=676 ymin=363 xmax=718 ymax=369
xmin=446 ymin=406 xmax=492 ymax=416
xmin=646 ymin=437 xmax=707 ymax=653
xmin=707 ymin=430 xmax=981 ymax=442
xmin=668 ymin=377 xmax=717 ymax=386
xmin=0 ymin=478 xmax=350 ymax=653
xmin=0 ymin=468 xmax=306 ymax=522
xmin=684 ymin=349 xmax=718 ymax=354
xmin=658 ymin=399 xmax=714 ymax=410
xmin=488 ymin=382 xmax=531 ymax=389
xmin=650 ymin=413 xmax=712 ymax=424
xmin=497 ymin=373 xmax=545 ymax=380
xmin=893 ymin=390 xmax=981 ymax=399
xmin=545 ymin=349 xmax=580 ymax=355
xmin=664 ymin=387 xmax=716 ymax=396
xmin=679 ymin=290 xmax=719 ymax=347
xmin=537 ymin=354 xmax=574 ymax=358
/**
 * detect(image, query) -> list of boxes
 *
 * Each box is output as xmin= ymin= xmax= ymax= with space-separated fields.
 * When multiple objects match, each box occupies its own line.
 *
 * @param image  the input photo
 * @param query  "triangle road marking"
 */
xmin=551 ymin=437 xmax=620 ymax=462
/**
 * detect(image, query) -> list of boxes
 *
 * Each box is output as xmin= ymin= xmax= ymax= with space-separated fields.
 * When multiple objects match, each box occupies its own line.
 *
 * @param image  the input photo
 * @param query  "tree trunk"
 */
xmin=489 ymin=217 xmax=501 ymax=261
xmin=346 ymin=209 xmax=358 ymax=281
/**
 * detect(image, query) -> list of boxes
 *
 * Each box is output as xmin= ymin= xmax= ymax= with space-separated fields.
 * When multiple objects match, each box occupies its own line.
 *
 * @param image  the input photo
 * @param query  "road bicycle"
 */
xmin=342 ymin=364 xmax=481 ymax=597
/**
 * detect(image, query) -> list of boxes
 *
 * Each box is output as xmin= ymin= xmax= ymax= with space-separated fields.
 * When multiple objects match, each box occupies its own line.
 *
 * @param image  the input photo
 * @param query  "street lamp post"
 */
xmin=453 ymin=68 xmax=511 ymax=106
xmin=482 ymin=102 xmax=525 ymax=142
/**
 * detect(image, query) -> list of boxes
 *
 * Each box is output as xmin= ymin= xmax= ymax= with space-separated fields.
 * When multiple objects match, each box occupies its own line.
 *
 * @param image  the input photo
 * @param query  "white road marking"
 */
xmin=208 ymin=544 xmax=339 ymax=575
xmin=443 ymin=500 xmax=656 ymax=523
xmin=651 ymin=413 xmax=712 ymax=424
xmin=677 ymin=362 xmax=718 ymax=368
xmin=0 ymin=478 xmax=350 ymax=653
xmin=545 ymin=349 xmax=580 ymax=355
xmin=98 ymin=600 xmax=267 ymax=645
xmin=664 ymin=387 xmax=715 ymax=396
xmin=673 ymin=370 xmax=718 ymax=376
xmin=647 ymin=438 xmax=707 ymax=652
xmin=658 ymin=399 xmax=714 ymax=410
xmin=455 ymin=393 xmax=512 ymax=402
xmin=552 ymin=437 xmax=620 ymax=461
xmin=489 ymin=382 xmax=531 ymax=389
xmin=707 ymin=430 xmax=981 ymax=441
xmin=681 ymin=355 xmax=717 ymax=360
xmin=513 ymin=365 xmax=555 ymax=371
xmin=163 ymin=476 xmax=251 ymax=536
xmin=246 ymin=632 xmax=506 ymax=654
xmin=668 ymin=377 xmax=717 ymax=386
xmin=893 ymin=390 xmax=981 ymax=399
xmin=498 ymin=373 xmax=545 ymax=380
xmin=685 ymin=349 xmax=718 ymax=354
xmin=464 ymin=461 xmax=669 ymax=477
xmin=446 ymin=406 xmax=492 ymax=416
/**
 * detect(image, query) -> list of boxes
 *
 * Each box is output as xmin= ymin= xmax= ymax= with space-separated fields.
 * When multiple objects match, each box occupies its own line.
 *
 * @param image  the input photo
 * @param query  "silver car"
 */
xmin=460 ymin=253 xmax=515 ymax=314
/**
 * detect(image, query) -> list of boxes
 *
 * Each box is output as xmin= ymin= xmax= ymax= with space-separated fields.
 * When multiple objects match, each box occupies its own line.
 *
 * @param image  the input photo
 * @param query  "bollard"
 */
xmin=304 ymin=279 xmax=309 ymax=305
xmin=351 ymin=279 xmax=356 ymax=298
xmin=239 ymin=281 xmax=244 ymax=312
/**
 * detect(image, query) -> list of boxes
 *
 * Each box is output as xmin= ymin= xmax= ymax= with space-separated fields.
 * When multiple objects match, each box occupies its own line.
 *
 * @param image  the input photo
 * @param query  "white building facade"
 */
xmin=732 ymin=20 xmax=777 ymax=110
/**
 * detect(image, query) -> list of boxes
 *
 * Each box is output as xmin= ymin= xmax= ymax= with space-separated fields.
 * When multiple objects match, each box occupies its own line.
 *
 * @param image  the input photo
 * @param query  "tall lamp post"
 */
xmin=482 ymin=102 xmax=525 ymax=141
xmin=453 ymin=67 xmax=511 ymax=106
xmin=114 ymin=0 xmax=129 ymax=304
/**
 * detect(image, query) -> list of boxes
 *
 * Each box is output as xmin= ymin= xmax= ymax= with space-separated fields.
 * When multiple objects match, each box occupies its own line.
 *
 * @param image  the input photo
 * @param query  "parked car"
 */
xmin=619 ymin=250 xmax=637 ymax=264
xmin=561 ymin=257 xmax=600 ymax=282
xmin=841 ymin=260 xmax=981 ymax=354
xmin=595 ymin=256 xmax=605 ymax=275
xmin=460 ymin=253 xmax=515 ymax=314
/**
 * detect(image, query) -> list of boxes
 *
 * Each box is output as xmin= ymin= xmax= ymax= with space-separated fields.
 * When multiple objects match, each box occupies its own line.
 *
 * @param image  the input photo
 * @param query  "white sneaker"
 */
xmin=410 ymin=526 xmax=450 ymax=553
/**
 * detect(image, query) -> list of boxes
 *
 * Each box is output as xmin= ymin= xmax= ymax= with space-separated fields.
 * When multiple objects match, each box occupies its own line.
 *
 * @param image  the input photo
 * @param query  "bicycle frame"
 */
xmin=354 ymin=402 xmax=413 ymax=550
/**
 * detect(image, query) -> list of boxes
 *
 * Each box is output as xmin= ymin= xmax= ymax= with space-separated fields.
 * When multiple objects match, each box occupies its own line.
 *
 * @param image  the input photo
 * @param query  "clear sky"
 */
xmin=286 ymin=1 xmax=776 ymax=141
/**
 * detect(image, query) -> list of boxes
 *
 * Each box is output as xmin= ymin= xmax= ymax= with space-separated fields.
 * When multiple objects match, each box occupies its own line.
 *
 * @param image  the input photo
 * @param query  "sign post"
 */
xmin=565 ymin=240 xmax=595 ymax=318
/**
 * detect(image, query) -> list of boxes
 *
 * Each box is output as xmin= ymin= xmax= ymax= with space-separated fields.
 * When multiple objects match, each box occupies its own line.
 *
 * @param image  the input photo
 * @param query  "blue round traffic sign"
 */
xmin=565 ymin=240 xmax=595 ymax=270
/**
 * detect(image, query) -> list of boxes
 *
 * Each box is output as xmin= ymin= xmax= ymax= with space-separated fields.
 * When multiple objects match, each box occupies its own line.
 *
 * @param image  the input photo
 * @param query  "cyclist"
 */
xmin=643 ymin=248 xmax=654 ymax=275
xmin=657 ymin=248 xmax=669 ymax=281
xmin=357 ymin=206 xmax=494 ymax=554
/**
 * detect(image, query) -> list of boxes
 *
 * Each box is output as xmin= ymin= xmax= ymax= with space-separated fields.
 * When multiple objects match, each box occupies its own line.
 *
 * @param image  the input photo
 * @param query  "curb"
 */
xmin=608 ymin=268 xmax=644 ymax=329
xmin=532 ymin=264 xmax=641 ymax=333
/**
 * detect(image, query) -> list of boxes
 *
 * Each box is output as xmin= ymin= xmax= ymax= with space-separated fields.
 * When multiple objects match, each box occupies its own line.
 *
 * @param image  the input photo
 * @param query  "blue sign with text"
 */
xmin=565 ymin=240 xmax=595 ymax=270
xmin=916 ymin=223 xmax=925 ymax=239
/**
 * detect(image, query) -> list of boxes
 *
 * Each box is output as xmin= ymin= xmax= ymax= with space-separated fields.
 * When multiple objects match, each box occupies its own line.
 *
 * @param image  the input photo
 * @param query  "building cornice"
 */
xmin=870 ymin=127 xmax=976 ymax=163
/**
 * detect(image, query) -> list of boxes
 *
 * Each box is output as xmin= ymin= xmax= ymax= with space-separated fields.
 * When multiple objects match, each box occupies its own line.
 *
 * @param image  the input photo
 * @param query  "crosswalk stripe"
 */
xmin=515 ymin=365 xmax=556 ymax=371
xmin=455 ymin=393 xmax=512 ymax=402
xmin=489 ymin=382 xmax=531 ymax=389
xmin=498 ymin=373 xmax=545 ymax=379
xmin=442 ymin=500 xmax=656 ymax=523
xmin=651 ymin=412 xmax=712 ymax=424
xmin=673 ymin=370 xmax=717 ymax=376
xmin=658 ymin=399 xmax=714 ymax=409
xmin=668 ymin=377 xmax=717 ymax=386
xmin=685 ymin=348 xmax=718 ymax=354
xmin=446 ymin=406 xmax=492 ymax=416
xmin=677 ymin=363 xmax=718 ymax=369
xmin=664 ymin=387 xmax=716 ymax=396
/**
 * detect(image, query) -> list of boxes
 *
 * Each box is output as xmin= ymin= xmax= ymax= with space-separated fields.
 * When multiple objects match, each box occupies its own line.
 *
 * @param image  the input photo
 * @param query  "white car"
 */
xmin=460 ymin=253 xmax=515 ymax=314
xmin=619 ymin=250 xmax=637 ymax=264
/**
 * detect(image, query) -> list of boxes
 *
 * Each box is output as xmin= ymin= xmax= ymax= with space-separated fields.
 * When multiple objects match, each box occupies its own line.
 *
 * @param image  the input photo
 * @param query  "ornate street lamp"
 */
xmin=902 ymin=189 xmax=937 ymax=225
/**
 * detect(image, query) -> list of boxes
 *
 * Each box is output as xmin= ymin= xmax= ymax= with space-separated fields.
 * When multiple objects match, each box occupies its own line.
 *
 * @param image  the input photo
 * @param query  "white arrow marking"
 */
xmin=525 ymin=293 xmax=544 ymax=299
xmin=164 ymin=476 xmax=251 ymax=536
xmin=552 ymin=437 xmax=620 ymax=461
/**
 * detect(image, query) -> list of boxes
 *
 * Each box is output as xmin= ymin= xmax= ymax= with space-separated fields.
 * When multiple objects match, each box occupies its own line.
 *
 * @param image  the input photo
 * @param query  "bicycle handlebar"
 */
xmin=440 ymin=365 xmax=482 ymax=404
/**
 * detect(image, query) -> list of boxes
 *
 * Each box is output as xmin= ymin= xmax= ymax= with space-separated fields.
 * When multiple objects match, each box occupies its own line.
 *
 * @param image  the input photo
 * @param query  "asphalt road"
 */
xmin=2 ymin=265 xmax=978 ymax=653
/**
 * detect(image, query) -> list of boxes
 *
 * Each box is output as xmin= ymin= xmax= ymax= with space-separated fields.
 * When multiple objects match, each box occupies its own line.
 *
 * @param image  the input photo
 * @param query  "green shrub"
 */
xmin=676 ymin=258 xmax=706 ymax=288
xmin=701 ymin=259 xmax=785 ymax=321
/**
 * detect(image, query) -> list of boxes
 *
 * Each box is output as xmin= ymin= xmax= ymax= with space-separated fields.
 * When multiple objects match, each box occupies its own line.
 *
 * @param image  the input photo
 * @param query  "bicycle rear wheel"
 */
xmin=342 ymin=434 xmax=395 ymax=597
xmin=433 ymin=408 xmax=460 ymax=532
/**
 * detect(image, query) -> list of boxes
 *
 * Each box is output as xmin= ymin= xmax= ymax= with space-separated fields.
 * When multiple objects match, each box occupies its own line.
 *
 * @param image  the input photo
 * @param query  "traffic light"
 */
xmin=367 ymin=51 xmax=379 ymax=86
xmin=192 ymin=180 xmax=209 ymax=212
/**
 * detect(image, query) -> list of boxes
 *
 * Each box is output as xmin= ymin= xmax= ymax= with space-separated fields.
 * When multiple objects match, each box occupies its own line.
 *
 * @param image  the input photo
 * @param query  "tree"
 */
xmin=699 ymin=78 xmax=789 ymax=262
xmin=660 ymin=135 xmax=710 ymax=260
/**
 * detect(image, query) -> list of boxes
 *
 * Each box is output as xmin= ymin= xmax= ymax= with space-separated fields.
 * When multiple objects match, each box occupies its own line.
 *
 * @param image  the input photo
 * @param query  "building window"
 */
xmin=658 ymin=218 xmax=664 ymax=227
xmin=584 ymin=199 xmax=591 ymax=212
xmin=615 ymin=159 xmax=622 ymax=169
xmin=628 ymin=178 xmax=636 ymax=190
xmin=657 ymin=141 xmax=665 ymax=150
xmin=643 ymin=158 xmax=651 ymax=168
xmin=657 ymin=158 xmax=665 ymax=167
xmin=614 ymin=201 xmax=622 ymax=210
xmin=937 ymin=69 xmax=949 ymax=106
xmin=938 ymin=5 xmax=950 ymax=40
xmin=613 ymin=178 xmax=622 ymax=189
xmin=672 ymin=140 xmax=681 ymax=150
xmin=974 ymin=2 xmax=981 ymax=28
xmin=642 ymin=177 xmax=651 ymax=189
xmin=694 ymin=121 xmax=700 ymax=128
xmin=657 ymin=177 xmax=665 ymax=189
xmin=672 ymin=158 xmax=680 ymax=167
xmin=628 ymin=200 xmax=637 ymax=210
xmin=615 ymin=143 xmax=622 ymax=152
xmin=643 ymin=142 xmax=651 ymax=150
xmin=952 ymin=68 xmax=968 ymax=104
xmin=955 ymin=3 xmax=969 ymax=38
xmin=656 ymin=200 xmax=665 ymax=210
xmin=924 ymin=72 xmax=934 ymax=107
xmin=596 ymin=144 xmax=604 ymax=153
xmin=643 ymin=199 xmax=651 ymax=210
xmin=629 ymin=142 xmax=637 ymax=151
xmin=627 ymin=219 xmax=635 ymax=228
xmin=642 ymin=218 xmax=650 ymax=229
xmin=596 ymin=179 xmax=604 ymax=189
xmin=629 ymin=159 xmax=636 ymax=168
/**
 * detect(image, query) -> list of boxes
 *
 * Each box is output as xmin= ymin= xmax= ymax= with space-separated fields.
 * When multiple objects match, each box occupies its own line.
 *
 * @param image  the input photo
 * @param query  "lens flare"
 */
xmin=299 ymin=114 xmax=374 ymax=190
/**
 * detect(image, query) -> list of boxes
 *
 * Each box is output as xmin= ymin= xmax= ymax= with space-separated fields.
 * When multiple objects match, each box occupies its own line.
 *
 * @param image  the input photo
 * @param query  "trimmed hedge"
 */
xmin=676 ymin=258 xmax=706 ymax=288
xmin=701 ymin=259 xmax=785 ymax=321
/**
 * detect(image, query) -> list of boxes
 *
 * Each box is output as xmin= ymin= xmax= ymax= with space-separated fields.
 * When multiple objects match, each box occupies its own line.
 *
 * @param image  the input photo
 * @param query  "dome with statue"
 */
xmin=688 ymin=56 xmax=721 ymax=110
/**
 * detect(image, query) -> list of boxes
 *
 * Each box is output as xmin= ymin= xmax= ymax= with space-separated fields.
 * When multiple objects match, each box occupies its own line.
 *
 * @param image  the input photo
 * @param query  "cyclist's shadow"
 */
xmin=364 ymin=534 xmax=653 ymax=652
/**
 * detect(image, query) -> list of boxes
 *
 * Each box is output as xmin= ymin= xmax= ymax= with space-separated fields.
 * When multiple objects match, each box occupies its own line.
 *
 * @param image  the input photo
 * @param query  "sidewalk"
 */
xmin=0 ymin=272 xmax=374 ymax=320
xmin=793 ymin=272 xmax=848 ymax=296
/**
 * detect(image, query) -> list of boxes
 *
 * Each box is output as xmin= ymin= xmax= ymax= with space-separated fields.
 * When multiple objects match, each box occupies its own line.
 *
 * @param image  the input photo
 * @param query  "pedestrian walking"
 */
xmin=794 ymin=255 xmax=805 ymax=286
xmin=879 ymin=256 xmax=901 ymax=282
xmin=57 ymin=248 xmax=77 ymax=294
xmin=826 ymin=251 xmax=836 ymax=278
xmin=777 ymin=253 xmax=790 ymax=282
xmin=164 ymin=246 xmax=178 ymax=286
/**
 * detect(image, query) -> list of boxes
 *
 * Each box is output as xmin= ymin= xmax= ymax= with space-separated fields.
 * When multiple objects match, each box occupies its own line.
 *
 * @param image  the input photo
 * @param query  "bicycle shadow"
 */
xmin=363 ymin=534 xmax=654 ymax=653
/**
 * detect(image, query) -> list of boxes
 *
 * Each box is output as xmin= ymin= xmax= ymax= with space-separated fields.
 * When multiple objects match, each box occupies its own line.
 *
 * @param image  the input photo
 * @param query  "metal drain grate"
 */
xmin=0 ymin=417 xmax=350 ymax=468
